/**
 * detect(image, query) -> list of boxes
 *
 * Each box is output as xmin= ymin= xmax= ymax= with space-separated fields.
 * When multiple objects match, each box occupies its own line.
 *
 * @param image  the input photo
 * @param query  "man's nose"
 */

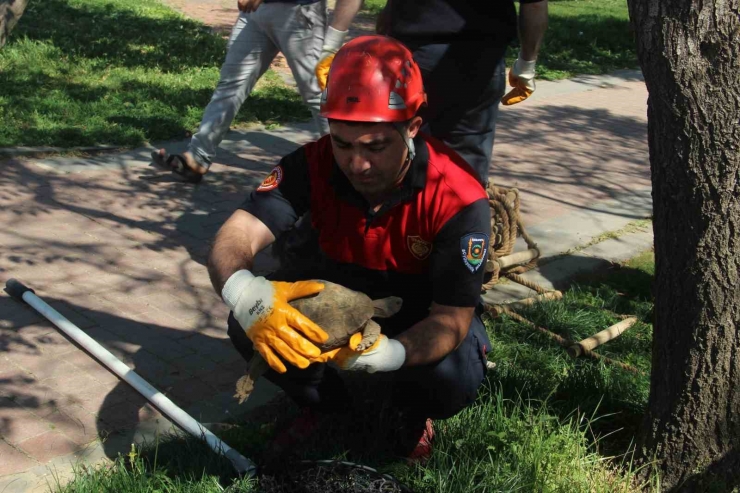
xmin=348 ymin=151 xmax=371 ymax=174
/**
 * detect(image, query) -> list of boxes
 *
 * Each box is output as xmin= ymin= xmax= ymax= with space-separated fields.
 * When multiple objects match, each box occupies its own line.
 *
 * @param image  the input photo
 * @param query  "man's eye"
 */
xmin=368 ymin=146 xmax=385 ymax=153
xmin=335 ymin=142 xmax=351 ymax=149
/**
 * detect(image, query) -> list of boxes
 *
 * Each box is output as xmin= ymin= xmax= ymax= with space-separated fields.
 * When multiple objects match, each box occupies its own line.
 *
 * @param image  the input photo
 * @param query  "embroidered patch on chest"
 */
xmin=256 ymin=165 xmax=283 ymax=192
xmin=407 ymin=235 xmax=432 ymax=260
xmin=460 ymin=233 xmax=489 ymax=273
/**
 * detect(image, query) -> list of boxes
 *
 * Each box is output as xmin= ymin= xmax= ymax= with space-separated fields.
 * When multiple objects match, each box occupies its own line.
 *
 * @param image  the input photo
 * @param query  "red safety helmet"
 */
xmin=320 ymin=35 xmax=427 ymax=122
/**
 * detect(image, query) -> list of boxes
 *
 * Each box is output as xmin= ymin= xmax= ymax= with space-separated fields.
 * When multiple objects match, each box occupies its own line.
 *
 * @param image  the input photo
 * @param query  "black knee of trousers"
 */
xmin=226 ymin=312 xmax=349 ymax=411
xmin=391 ymin=313 xmax=491 ymax=420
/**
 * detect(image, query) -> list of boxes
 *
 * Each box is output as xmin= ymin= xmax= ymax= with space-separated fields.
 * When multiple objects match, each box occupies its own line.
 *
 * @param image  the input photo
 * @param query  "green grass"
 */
xmin=53 ymin=443 xmax=258 ymax=492
xmin=56 ymin=251 xmax=657 ymax=493
xmin=361 ymin=0 xmax=636 ymax=80
xmin=527 ymin=0 xmax=638 ymax=80
xmin=55 ymin=390 xmax=651 ymax=493
xmin=360 ymin=0 xmax=386 ymax=15
xmin=489 ymin=250 xmax=655 ymax=456
xmin=0 ymin=0 xmax=635 ymax=149
xmin=404 ymin=390 xmax=646 ymax=493
xmin=0 ymin=0 xmax=310 ymax=148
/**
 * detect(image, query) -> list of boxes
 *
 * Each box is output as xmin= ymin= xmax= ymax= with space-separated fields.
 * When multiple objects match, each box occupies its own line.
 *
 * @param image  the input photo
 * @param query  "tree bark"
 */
xmin=626 ymin=0 xmax=740 ymax=490
xmin=0 ymin=0 xmax=29 ymax=48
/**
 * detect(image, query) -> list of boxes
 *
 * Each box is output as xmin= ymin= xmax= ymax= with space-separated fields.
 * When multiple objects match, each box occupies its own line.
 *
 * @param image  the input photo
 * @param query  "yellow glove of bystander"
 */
xmin=315 ymin=54 xmax=335 ymax=91
xmin=315 ymin=26 xmax=348 ymax=90
xmin=222 ymin=270 xmax=329 ymax=374
xmin=501 ymin=55 xmax=537 ymax=106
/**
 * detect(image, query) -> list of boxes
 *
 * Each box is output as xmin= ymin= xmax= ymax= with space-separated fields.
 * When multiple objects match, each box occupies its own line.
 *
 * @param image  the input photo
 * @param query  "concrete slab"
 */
xmin=579 ymin=224 xmax=654 ymax=263
xmin=523 ymin=189 xmax=653 ymax=259
xmin=481 ymin=226 xmax=654 ymax=308
xmin=524 ymin=69 xmax=644 ymax=101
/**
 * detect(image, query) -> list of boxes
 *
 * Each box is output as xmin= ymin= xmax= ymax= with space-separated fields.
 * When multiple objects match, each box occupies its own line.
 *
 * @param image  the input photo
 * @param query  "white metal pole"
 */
xmin=5 ymin=278 xmax=257 ymax=477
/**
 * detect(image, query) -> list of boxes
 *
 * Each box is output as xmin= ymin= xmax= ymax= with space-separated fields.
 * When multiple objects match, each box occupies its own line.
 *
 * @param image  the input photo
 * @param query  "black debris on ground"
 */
xmin=257 ymin=461 xmax=407 ymax=493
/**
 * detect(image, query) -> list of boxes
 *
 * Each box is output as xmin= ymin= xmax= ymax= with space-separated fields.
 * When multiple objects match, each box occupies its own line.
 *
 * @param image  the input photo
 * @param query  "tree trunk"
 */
xmin=0 ymin=0 xmax=29 ymax=48
xmin=626 ymin=0 xmax=740 ymax=490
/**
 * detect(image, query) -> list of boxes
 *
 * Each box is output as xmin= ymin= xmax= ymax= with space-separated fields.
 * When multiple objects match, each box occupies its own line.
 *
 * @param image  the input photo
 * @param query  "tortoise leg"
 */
xmin=355 ymin=319 xmax=381 ymax=351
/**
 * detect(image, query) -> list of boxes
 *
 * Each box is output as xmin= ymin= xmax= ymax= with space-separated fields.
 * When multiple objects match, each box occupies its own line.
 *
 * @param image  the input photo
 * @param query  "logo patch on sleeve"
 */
xmin=256 ymin=165 xmax=283 ymax=192
xmin=460 ymin=233 xmax=489 ymax=273
xmin=407 ymin=235 xmax=432 ymax=260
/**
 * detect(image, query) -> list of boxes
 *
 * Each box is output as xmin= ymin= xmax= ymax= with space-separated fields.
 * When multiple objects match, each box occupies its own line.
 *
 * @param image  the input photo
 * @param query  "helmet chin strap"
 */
xmin=393 ymin=123 xmax=416 ymax=180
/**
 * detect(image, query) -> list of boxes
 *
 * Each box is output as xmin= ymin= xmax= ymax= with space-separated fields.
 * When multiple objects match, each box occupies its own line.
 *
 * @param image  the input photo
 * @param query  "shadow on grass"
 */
xmin=0 ymin=0 xmax=311 ymax=147
xmin=13 ymin=0 xmax=226 ymax=72
xmin=485 ymin=257 xmax=654 ymax=459
xmin=127 ymin=375 xmax=647 ymax=492
xmin=505 ymin=1 xmax=638 ymax=79
xmin=536 ymin=14 xmax=637 ymax=78
xmin=131 ymin=375 xmax=417 ymax=490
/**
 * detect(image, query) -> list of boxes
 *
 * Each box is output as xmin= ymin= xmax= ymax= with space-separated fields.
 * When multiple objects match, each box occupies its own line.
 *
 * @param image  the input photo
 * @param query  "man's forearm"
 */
xmin=207 ymin=226 xmax=255 ymax=297
xmin=519 ymin=1 xmax=548 ymax=61
xmin=330 ymin=0 xmax=363 ymax=31
xmin=394 ymin=307 xmax=473 ymax=367
xmin=207 ymin=210 xmax=275 ymax=296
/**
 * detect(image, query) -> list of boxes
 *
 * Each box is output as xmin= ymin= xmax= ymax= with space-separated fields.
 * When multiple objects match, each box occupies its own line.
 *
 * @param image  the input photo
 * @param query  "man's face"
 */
xmin=329 ymin=118 xmax=421 ymax=198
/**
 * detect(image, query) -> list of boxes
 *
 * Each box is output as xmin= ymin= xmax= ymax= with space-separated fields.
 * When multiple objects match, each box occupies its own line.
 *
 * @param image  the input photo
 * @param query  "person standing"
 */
xmin=314 ymin=0 xmax=549 ymax=185
xmin=153 ymin=0 xmax=331 ymax=183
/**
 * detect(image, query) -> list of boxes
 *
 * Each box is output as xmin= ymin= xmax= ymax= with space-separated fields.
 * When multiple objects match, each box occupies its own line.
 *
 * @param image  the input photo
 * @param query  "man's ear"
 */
xmin=407 ymin=116 xmax=423 ymax=138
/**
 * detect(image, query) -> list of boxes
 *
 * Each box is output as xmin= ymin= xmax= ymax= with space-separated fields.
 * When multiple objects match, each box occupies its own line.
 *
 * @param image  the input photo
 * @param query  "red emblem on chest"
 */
xmin=407 ymin=235 xmax=432 ymax=260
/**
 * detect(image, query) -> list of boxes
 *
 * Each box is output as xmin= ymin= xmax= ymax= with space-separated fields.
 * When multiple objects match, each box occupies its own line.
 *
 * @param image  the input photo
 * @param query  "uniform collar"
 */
xmin=329 ymin=134 xmax=429 ymax=212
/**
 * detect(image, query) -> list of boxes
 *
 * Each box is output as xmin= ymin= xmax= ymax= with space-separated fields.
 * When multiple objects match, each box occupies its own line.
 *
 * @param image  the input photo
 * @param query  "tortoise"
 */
xmin=234 ymin=280 xmax=403 ymax=403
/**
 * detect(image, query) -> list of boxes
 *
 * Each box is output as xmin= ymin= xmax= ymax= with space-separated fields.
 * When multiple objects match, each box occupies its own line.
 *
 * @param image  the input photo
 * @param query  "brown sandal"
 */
xmin=151 ymin=150 xmax=204 ymax=184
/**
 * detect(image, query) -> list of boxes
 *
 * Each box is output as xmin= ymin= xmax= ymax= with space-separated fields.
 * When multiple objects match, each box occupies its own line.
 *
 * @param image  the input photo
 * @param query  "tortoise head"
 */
xmin=372 ymin=296 xmax=403 ymax=318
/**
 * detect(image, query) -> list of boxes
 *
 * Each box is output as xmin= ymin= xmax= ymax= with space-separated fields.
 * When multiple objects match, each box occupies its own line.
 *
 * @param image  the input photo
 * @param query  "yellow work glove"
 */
xmin=221 ymin=270 xmax=329 ymax=373
xmin=315 ymin=26 xmax=348 ymax=90
xmin=313 ymin=333 xmax=406 ymax=373
xmin=501 ymin=55 xmax=537 ymax=106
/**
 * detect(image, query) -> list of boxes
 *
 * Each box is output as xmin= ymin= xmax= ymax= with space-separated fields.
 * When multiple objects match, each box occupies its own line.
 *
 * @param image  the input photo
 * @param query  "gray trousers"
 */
xmin=189 ymin=0 xmax=330 ymax=169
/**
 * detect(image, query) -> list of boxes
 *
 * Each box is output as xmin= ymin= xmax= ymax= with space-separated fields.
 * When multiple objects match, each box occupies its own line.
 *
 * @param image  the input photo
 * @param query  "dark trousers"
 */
xmin=410 ymin=42 xmax=508 ymax=186
xmin=227 ymin=309 xmax=491 ymax=420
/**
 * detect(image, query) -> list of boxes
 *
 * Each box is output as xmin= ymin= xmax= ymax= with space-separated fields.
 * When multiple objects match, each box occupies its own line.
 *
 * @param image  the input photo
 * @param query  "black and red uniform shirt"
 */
xmin=240 ymin=133 xmax=490 ymax=335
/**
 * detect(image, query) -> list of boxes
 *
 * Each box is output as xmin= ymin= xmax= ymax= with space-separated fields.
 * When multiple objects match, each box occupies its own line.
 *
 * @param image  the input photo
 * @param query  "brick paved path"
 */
xmin=0 ymin=127 xmax=315 ymax=485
